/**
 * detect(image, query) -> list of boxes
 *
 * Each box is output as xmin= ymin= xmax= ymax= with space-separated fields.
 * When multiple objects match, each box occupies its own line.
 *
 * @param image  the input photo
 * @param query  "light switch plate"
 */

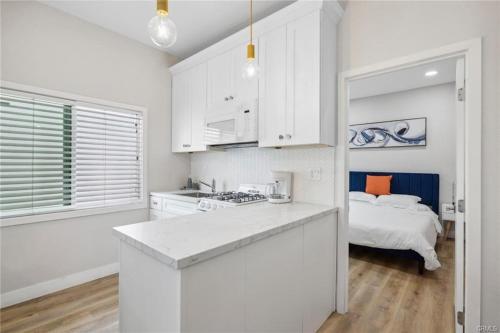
xmin=308 ymin=168 xmax=321 ymax=181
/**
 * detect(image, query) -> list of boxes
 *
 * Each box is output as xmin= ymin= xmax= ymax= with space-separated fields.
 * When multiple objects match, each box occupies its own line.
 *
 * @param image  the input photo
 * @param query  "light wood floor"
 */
xmin=0 ymin=275 xmax=118 ymax=333
xmin=0 ymin=240 xmax=454 ymax=333
xmin=319 ymin=239 xmax=455 ymax=333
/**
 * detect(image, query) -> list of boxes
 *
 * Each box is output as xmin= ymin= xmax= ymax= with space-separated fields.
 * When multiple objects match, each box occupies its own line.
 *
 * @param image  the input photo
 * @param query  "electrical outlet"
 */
xmin=308 ymin=168 xmax=321 ymax=181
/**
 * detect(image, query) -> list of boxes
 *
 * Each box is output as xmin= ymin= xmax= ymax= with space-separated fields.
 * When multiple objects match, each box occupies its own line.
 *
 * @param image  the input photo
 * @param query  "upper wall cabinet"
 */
xmin=170 ymin=1 xmax=343 ymax=152
xmin=207 ymin=43 xmax=258 ymax=116
xmin=258 ymin=26 xmax=287 ymax=147
xmin=259 ymin=9 xmax=338 ymax=148
xmin=172 ymin=63 xmax=207 ymax=153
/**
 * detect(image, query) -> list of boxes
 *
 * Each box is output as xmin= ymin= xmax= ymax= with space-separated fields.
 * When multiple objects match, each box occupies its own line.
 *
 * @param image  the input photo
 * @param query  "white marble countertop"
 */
xmin=150 ymin=190 xmax=210 ymax=204
xmin=113 ymin=202 xmax=337 ymax=270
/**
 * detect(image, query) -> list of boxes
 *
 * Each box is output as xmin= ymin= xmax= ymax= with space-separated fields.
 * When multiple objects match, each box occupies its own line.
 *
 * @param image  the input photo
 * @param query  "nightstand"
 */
xmin=441 ymin=203 xmax=456 ymax=240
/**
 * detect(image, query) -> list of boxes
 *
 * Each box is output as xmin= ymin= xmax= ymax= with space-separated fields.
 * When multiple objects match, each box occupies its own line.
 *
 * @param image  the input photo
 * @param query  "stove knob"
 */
xmin=199 ymin=201 xmax=206 ymax=209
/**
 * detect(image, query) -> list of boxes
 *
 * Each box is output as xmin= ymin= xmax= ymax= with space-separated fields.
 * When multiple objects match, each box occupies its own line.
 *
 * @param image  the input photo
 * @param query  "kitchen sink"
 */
xmin=176 ymin=192 xmax=214 ymax=198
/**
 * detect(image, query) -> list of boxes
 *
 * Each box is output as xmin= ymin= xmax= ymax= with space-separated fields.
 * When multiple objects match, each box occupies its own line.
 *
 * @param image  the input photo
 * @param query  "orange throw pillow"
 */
xmin=365 ymin=175 xmax=392 ymax=195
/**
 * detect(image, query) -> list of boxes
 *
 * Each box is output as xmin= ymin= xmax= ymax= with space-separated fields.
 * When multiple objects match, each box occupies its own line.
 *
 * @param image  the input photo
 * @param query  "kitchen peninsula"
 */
xmin=113 ymin=202 xmax=338 ymax=333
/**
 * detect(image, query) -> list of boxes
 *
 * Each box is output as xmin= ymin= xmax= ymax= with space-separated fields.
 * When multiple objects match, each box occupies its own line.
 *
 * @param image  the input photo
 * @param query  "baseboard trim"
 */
xmin=1 ymin=262 xmax=119 ymax=308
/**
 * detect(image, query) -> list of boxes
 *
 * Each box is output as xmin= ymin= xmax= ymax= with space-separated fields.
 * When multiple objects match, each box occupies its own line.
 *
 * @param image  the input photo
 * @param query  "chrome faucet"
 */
xmin=199 ymin=178 xmax=216 ymax=193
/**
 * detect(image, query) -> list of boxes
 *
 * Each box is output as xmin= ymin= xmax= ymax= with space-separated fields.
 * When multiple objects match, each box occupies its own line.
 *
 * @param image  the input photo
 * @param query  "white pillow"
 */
xmin=374 ymin=194 xmax=422 ymax=208
xmin=349 ymin=191 xmax=376 ymax=203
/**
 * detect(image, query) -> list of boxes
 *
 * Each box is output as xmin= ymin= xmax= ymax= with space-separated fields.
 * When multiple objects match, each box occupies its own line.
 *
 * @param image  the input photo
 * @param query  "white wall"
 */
xmin=0 ymin=1 xmax=190 ymax=297
xmin=338 ymin=0 xmax=500 ymax=325
xmin=349 ymin=83 xmax=456 ymax=211
xmin=190 ymin=147 xmax=335 ymax=206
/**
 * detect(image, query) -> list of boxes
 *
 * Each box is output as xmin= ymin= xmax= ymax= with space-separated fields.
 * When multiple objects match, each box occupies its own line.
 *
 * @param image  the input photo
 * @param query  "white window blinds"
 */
xmin=0 ymin=89 xmax=144 ymax=219
xmin=0 ymin=92 xmax=73 ymax=218
xmin=74 ymin=105 xmax=143 ymax=208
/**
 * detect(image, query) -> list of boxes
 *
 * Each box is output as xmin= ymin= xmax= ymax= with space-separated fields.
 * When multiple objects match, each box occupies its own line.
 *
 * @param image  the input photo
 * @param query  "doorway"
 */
xmin=334 ymin=39 xmax=482 ymax=333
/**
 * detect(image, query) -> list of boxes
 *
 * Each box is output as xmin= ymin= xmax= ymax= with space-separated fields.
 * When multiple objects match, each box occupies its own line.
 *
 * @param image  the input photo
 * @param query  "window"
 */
xmin=73 ymin=105 xmax=143 ymax=208
xmin=0 ymin=88 xmax=145 ymax=221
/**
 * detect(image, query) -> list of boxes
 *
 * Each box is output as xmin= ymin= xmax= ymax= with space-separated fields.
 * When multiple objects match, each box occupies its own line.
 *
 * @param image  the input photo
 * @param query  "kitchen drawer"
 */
xmin=150 ymin=196 xmax=163 ymax=211
xmin=162 ymin=199 xmax=169 ymax=211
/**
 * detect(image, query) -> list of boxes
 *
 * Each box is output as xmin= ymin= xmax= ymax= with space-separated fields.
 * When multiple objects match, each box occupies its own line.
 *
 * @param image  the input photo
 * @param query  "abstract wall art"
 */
xmin=349 ymin=117 xmax=427 ymax=149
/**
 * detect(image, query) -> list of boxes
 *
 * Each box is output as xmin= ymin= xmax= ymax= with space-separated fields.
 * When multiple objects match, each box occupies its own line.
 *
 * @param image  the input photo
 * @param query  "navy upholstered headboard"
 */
xmin=350 ymin=171 xmax=440 ymax=214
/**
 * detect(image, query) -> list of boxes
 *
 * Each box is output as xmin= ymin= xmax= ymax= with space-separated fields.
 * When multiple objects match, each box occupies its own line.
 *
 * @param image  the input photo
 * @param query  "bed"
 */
xmin=349 ymin=171 xmax=442 ymax=273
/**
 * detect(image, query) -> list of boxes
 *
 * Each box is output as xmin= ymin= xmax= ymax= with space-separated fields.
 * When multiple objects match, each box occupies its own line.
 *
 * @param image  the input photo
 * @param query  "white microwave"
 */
xmin=204 ymin=99 xmax=258 ymax=146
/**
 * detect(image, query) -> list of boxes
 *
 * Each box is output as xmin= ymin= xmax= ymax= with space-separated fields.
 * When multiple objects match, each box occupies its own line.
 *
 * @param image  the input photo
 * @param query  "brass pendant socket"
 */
xmin=157 ymin=0 xmax=168 ymax=16
xmin=247 ymin=44 xmax=255 ymax=59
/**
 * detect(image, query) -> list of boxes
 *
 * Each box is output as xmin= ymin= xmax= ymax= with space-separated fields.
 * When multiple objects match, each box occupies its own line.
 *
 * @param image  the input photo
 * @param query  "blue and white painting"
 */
xmin=349 ymin=118 xmax=426 ymax=149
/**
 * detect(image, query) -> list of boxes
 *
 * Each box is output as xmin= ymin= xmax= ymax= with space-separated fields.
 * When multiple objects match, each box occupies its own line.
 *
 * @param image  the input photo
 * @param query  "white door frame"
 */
xmin=334 ymin=38 xmax=482 ymax=332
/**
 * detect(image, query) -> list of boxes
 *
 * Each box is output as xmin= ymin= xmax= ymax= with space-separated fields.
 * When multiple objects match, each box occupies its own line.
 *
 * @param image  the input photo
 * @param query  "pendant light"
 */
xmin=148 ymin=0 xmax=177 ymax=49
xmin=242 ymin=0 xmax=260 ymax=80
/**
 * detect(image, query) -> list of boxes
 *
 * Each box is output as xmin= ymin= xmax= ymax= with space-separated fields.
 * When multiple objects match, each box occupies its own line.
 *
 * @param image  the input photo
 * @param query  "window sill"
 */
xmin=0 ymin=201 xmax=148 ymax=228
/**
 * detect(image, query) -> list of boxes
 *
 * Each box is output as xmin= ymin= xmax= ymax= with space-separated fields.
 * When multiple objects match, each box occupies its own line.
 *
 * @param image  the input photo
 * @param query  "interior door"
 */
xmin=454 ymin=57 xmax=465 ymax=333
xmin=258 ymin=26 xmax=287 ymax=147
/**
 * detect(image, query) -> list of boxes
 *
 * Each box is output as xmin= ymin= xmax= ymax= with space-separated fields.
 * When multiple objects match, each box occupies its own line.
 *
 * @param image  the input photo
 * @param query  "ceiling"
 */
xmin=349 ymin=58 xmax=457 ymax=100
xmin=41 ymin=0 xmax=294 ymax=59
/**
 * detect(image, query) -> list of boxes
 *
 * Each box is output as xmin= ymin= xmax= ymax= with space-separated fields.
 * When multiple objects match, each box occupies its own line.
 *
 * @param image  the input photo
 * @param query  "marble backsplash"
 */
xmin=190 ymin=146 xmax=335 ymax=205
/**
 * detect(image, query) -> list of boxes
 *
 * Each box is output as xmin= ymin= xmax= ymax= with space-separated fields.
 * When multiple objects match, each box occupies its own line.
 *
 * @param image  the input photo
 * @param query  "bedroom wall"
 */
xmin=0 ymin=1 xmax=190 ymax=302
xmin=338 ymin=0 xmax=499 ymax=325
xmin=349 ymin=83 xmax=456 ymax=213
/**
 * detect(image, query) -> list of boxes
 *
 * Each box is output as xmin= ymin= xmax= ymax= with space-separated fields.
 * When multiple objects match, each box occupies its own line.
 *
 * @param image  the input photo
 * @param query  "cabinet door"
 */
xmin=233 ymin=42 xmax=258 ymax=105
xmin=286 ymin=11 xmax=321 ymax=146
xmin=171 ymin=72 xmax=192 ymax=152
xmin=189 ymin=64 xmax=207 ymax=151
xmin=258 ymin=26 xmax=287 ymax=147
xmin=207 ymin=50 xmax=234 ymax=115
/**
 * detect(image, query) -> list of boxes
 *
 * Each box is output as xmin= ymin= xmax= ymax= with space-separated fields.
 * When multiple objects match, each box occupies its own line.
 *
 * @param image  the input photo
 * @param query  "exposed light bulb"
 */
xmin=148 ymin=12 xmax=177 ymax=49
xmin=242 ymin=58 xmax=260 ymax=80
xmin=242 ymin=0 xmax=260 ymax=80
xmin=425 ymin=70 xmax=438 ymax=77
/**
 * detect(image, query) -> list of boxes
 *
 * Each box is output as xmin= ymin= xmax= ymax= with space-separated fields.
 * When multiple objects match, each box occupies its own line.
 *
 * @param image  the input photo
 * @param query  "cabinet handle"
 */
xmin=278 ymin=135 xmax=284 ymax=140
xmin=286 ymin=134 xmax=292 ymax=139
xmin=182 ymin=144 xmax=191 ymax=148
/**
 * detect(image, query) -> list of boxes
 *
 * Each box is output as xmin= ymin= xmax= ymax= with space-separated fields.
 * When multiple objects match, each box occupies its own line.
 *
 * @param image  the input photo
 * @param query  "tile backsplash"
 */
xmin=190 ymin=147 xmax=335 ymax=205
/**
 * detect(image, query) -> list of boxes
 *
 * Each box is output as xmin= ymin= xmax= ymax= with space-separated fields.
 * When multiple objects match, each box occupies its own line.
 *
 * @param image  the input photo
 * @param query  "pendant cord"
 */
xmin=250 ymin=0 xmax=253 ymax=44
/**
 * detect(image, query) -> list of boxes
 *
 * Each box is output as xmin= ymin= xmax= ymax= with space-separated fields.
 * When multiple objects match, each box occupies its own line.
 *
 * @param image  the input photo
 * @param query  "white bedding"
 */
xmin=349 ymin=200 xmax=442 ymax=270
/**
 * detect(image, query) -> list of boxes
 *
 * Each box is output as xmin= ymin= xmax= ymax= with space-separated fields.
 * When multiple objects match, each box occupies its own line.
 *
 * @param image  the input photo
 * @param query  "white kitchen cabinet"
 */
xmin=258 ymin=26 xmax=287 ymax=147
xmin=207 ymin=43 xmax=258 ymax=116
xmin=258 ymin=9 xmax=338 ymax=148
xmin=207 ymin=49 xmax=234 ymax=115
xmin=172 ymin=63 xmax=207 ymax=153
xmin=286 ymin=11 xmax=321 ymax=146
xmin=170 ymin=1 xmax=342 ymax=150
xmin=117 ymin=207 xmax=337 ymax=332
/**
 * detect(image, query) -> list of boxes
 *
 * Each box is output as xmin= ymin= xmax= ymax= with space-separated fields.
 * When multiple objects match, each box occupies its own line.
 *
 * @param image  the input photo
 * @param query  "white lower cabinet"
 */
xmin=172 ymin=63 xmax=207 ymax=153
xmin=149 ymin=210 xmax=177 ymax=221
xmin=118 ymin=211 xmax=337 ymax=332
xmin=149 ymin=194 xmax=200 ymax=220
